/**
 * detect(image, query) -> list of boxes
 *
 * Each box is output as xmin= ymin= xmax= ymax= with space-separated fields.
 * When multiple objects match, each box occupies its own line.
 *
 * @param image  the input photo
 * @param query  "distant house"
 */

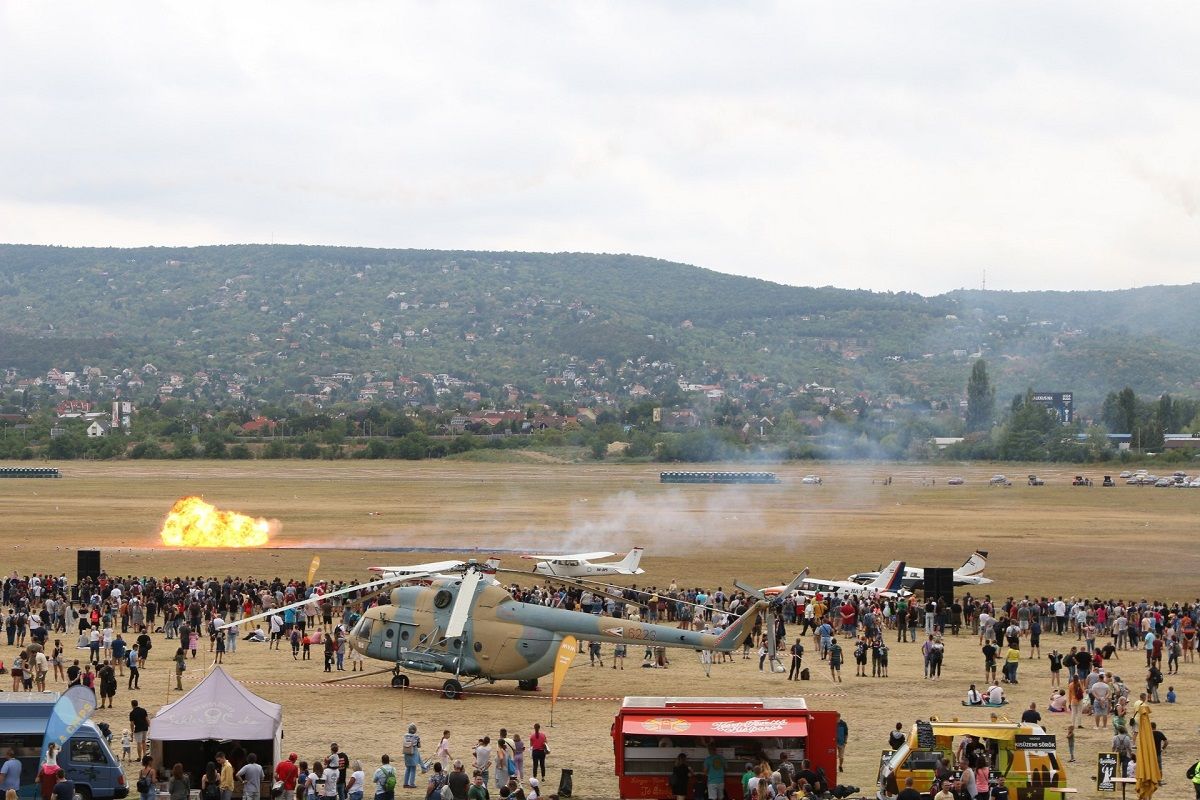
xmin=86 ymin=420 xmax=111 ymax=438
xmin=930 ymin=437 xmax=965 ymax=449
xmin=241 ymin=416 xmax=278 ymax=435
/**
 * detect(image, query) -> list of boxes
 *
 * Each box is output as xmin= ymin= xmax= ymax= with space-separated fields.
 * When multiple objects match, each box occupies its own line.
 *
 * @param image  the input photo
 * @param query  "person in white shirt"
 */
xmin=965 ymin=685 xmax=983 ymax=705
xmin=987 ymin=683 xmax=1004 ymax=705
xmin=321 ymin=759 xmax=339 ymax=799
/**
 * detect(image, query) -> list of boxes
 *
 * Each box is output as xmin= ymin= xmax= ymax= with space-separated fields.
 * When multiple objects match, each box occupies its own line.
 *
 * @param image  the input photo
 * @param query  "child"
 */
xmin=301 ymin=633 xmax=311 ymax=660
xmin=120 ymin=729 xmax=132 ymax=763
xmin=188 ymin=630 xmax=199 ymax=658
xmin=1166 ymin=686 xmax=1176 ymax=703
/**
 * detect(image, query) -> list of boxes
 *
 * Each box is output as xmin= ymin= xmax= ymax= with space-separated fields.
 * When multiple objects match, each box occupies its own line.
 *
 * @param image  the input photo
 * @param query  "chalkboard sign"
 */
xmin=916 ymin=721 xmax=936 ymax=750
xmin=1097 ymin=752 xmax=1118 ymax=792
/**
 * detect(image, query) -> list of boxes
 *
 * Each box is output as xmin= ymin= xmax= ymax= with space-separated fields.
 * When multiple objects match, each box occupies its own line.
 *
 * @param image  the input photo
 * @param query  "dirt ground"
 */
xmin=1 ymin=460 xmax=1196 ymax=798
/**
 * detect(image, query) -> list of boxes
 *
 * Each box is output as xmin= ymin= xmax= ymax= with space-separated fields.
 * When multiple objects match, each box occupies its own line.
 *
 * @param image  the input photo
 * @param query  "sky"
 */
xmin=2 ymin=2 xmax=1198 ymax=295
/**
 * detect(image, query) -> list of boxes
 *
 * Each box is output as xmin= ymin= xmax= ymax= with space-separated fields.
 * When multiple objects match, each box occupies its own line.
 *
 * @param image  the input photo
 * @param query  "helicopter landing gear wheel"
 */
xmin=442 ymin=679 xmax=463 ymax=699
xmin=391 ymin=674 xmax=409 ymax=689
xmin=517 ymin=678 xmax=539 ymax=691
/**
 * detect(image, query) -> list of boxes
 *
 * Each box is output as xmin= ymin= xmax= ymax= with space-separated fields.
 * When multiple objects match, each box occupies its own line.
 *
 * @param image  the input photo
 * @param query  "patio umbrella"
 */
xmin=1134 ymin=704 xmax=1160 ymax=799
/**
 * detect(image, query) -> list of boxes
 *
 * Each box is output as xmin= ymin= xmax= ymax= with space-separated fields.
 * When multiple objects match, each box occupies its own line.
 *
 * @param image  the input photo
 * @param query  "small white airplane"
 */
xmin=369 ymin=558 xmax=500 ymax=581
xmin=848 ymin=550 xmax=993 ymax=589
xmin=522 ymin=547 xmax=645 ymax=578
xmin=764 ymin=560 xmax=910 ymax=599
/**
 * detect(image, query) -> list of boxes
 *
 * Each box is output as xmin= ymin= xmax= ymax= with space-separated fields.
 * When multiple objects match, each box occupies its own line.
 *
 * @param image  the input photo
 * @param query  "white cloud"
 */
xmin=2 ymin=1 xmax=1199 ymax=293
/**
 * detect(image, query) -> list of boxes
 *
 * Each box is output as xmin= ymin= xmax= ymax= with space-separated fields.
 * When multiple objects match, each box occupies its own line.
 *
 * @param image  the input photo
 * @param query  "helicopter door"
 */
xmin=369 ymin=621 xmax=418 ymax=659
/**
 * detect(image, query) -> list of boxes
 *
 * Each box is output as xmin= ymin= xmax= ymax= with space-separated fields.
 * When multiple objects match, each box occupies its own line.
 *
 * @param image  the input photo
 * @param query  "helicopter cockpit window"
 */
xmin=352 ymin=616 xmax=372 ymax=639
xmin=434 ymin=590 xmax=453 ymax=609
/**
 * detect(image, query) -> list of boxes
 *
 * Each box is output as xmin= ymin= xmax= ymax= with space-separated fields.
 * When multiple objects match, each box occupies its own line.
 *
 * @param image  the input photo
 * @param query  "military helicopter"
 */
xmin=223 ymin=562 xmax=806 ymax=698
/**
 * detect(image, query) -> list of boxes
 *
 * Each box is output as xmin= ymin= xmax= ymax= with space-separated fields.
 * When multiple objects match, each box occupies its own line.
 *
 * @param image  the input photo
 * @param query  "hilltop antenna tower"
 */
xmin=982 ymin=268 xmax=986 ymax=291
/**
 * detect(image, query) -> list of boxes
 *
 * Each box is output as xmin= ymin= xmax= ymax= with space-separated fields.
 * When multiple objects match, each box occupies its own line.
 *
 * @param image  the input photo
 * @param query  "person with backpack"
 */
xmin=423 ymin=764 xmax=447 ymax=800
xmin=372 ymin=756 xmax=396 ymax=800
xmin=402 ymin=726 xmax=422 ymax=789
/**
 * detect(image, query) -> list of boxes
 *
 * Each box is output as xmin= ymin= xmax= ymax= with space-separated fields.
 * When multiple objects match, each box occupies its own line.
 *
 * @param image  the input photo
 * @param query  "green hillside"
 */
xmin=0 ymin=244 xmax=1197 ymax=410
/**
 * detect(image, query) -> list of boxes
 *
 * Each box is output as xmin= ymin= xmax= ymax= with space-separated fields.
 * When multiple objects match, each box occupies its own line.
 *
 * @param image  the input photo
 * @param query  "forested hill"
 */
xmin=1 ymin=243 xmax=1197 ymax=408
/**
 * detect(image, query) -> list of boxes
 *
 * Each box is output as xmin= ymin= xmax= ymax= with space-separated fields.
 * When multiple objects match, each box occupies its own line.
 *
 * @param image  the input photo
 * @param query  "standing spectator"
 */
xmin=137 ymin=756 xmax=156 ymax=800
xmin=401 ymin=726 xmax=421 ymax=789
xmin=129 ymin=701 xmax=150 ymax=761
xmin=168 ymin=764 xmax=189 ymax=800
xmin=446 ymin=762 xmax=470 ymax=800
xmin=275 ymin=755 xmax=299 ymax=800
xmin=529 ymin=725 xmax=547 ymax=781
xmin=344 ymin=761 xmax=362 ymax=800
xmin=217 ymin=752 xmax=235 ymax=800
xmin=371 ymin=756 xmax=395 ymax=800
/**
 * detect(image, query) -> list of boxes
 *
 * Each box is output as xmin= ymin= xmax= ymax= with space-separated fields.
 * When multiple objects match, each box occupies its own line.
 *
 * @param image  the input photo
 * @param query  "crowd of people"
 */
xmin=3 ymin=569 xmax=1198 ymax=799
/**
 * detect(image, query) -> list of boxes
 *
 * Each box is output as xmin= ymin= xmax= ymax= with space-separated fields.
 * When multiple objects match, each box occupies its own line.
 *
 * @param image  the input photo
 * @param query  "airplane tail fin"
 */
xmin=483 ymin=557 xmax=501 ymax=574
xmin=868 ymin=560 xmax=907 ymax=593
xmin=617 ymin=547 xmax=645 ymax=574
xmin=714 ymin=599 xmax=768 ymax=652
xmin=957 ymin=550 xmax=988 ymax=576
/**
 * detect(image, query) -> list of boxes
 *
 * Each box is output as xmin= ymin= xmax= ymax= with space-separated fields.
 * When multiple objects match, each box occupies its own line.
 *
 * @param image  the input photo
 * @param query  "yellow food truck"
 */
xmin=877 ymin=720 xmax=1070 ymax=800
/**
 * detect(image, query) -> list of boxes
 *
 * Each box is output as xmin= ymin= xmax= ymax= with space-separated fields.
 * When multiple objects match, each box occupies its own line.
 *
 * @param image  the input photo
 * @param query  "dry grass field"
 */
xmin=1 ymin=460 xmax=1197 ymax=798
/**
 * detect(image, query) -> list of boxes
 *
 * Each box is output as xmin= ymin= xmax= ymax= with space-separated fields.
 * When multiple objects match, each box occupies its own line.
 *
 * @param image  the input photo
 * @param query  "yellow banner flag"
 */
xmin=551 ymin=635 xmax=578 ymax=709
xmin=307 ymin=555 xmax=321 ymax=585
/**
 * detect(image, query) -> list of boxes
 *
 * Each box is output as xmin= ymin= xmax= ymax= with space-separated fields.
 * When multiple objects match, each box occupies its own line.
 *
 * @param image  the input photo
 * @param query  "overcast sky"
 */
xmin=2 ymin=3 xmax=1198 ymax=294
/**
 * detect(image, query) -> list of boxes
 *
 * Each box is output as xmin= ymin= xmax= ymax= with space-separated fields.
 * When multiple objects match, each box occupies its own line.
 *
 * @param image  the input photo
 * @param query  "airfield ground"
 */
xmin=1 ymin=461 xmax=1196 ymax=798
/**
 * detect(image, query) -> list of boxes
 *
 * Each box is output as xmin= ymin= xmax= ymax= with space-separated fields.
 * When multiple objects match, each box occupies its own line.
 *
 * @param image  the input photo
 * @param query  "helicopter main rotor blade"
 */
xmin=445 ymin=569 xmax=483 ymax=639
xmin=218 ymin=570 xmax=433 ymax=630
xmin=734 ymin=580 xmax=766 ymax=601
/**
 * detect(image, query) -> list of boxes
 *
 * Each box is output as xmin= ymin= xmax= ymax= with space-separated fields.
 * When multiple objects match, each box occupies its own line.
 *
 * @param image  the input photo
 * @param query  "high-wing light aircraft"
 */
xmin=222 ymin=562 xmax=807 ymax=698
xmin=522 ymin=547 xmax=645 ymax=577
xmin=764 ymin=560 xmax=909 ymax=599
xmin=848 ymin=551 xmax=993 ymax=589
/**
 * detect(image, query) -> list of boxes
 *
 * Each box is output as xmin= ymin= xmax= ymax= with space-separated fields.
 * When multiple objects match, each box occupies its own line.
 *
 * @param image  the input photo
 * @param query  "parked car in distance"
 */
xmin=989 ymin=474 xmax=1011 ymax=486
xmin=801 ymin=475 xmax=822 ymax=485
xmin=1119 ymin=470 xmax=1132 ymax=478
xmin=1071 ymin=475 xmax=1092 ymax=486
xmin=947 ymin=477 xmax=965 ymax=485
xmin=1154 ymin=478 xmax=1172 ymax=487
xmin=1027 ymin=475 xmax=1044 ymax=486
xmin=1101 ymin=475 xmax=1115 ymax=487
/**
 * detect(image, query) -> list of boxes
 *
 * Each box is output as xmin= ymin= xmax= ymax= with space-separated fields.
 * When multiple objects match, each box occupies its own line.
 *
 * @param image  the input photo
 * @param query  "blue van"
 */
xmin=0 ymin=694 xmax=128 ymax=800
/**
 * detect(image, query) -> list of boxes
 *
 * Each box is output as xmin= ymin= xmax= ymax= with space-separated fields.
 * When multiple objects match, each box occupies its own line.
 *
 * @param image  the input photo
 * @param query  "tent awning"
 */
xmin=150 ymin=666 xmax=282 ymax=742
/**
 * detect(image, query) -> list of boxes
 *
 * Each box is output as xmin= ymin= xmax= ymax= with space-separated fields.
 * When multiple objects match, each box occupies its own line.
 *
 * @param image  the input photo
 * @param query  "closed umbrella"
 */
xmin=1133 ymin=704 xmax=1160 ymax=799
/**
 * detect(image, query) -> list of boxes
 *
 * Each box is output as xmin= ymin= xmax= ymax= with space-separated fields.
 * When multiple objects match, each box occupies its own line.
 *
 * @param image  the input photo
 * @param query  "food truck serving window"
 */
xmin=621 ymin=715 xmax=808 ymax=738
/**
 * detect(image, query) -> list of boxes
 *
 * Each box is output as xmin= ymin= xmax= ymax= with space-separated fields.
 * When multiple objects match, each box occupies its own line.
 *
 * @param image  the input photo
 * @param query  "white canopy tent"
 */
xmin=150 ymin=666 xmax=282 ymax=781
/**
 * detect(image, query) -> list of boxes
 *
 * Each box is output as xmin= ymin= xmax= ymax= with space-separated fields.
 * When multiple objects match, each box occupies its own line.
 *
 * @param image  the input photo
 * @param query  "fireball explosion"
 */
xmin=160 ymin=496 xmax=275 ymax=548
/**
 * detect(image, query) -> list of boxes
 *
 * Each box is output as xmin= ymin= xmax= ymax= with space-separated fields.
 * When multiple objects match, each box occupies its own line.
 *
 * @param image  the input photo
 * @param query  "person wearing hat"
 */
xmin=525 ymin=777 xmax=539 ymax=800
xmin=275 ymin=754 xmax=299 ymax=800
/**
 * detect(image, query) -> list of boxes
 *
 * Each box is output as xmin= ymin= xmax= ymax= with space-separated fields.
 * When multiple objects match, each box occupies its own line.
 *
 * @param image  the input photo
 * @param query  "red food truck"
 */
xmin=612 ymin=696 xmax=839 ymax=800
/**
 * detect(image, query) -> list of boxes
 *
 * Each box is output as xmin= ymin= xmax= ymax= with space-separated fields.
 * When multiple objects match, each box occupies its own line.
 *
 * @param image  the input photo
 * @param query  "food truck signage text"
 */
xmin=1014 ymin=734 xmax=1056 ymax=752
xmin=638 ymin=717 xmax=793 ymax=735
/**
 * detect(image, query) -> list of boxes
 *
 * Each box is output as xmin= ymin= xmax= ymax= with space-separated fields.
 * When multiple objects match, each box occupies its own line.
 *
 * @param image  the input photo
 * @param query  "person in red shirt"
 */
xmin=529 ymin=724 xmax=548 ymax=781
xmin=275 ymin=754 xmax=300 ymax=800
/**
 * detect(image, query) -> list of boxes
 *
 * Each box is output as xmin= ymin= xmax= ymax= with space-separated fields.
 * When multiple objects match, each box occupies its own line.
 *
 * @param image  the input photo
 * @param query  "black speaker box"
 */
xmin=77 ymin=549 xmax=101 ymax=582
xmin=922 ymin=566 xmax=954 ymax=607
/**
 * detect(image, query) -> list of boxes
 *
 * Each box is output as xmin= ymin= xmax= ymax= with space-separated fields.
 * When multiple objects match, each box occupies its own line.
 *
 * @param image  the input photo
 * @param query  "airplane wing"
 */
xmin=521 ymin=551 xmax=615 ymax=561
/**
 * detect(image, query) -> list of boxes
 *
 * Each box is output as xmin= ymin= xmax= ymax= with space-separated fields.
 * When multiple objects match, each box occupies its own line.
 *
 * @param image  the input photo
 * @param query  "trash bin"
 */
xmin=557 ymin=767 xmax=573 ymax=797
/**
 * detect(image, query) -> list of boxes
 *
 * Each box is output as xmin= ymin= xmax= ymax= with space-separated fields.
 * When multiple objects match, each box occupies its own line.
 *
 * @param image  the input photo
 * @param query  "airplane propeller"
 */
xmin=734 ymin=569 xmax=808 ymax=673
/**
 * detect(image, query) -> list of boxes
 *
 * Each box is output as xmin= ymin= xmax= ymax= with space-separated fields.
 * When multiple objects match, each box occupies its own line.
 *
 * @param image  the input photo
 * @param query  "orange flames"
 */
xmin=160 ymin=496 xmax=274 ymax=548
